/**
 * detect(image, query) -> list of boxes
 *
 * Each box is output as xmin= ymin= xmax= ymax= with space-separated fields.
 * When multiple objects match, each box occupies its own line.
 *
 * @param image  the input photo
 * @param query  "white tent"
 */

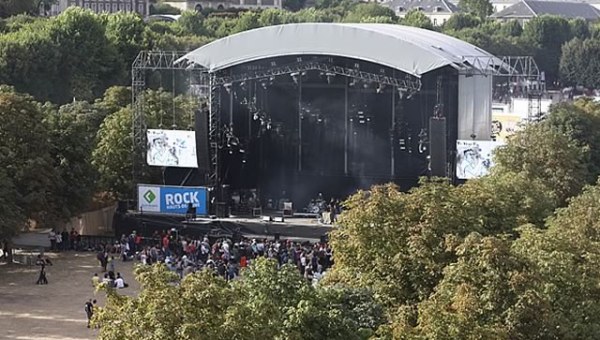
xmin=179 ymin=23 xmax=494 ymax=140
xmin=179 ymin=23 xmax=496 ymax=77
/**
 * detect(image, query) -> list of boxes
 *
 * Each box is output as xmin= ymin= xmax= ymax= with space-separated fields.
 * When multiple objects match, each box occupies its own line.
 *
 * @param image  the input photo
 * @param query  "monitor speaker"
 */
xmin=429 ymin=117 xmax=447 ymax=177
xmin=195 ymin=107 xmax=210 ymax=172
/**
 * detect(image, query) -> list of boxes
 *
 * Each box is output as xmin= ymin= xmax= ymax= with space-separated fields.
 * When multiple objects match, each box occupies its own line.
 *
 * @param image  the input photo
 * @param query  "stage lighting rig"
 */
xmin=224 ymin=83 xmax=232 ymax=93
xmin=290 ymin=72 xmax=306 ymax=85
xmin=398 ymin=88 xmax=407 ymax=99
xmin=376 ymin=83 xmax=386 ymax=94
xmin=326 ymin=72 xmax=335 ymax=84
xmin=260 ymin=79 xmax=269 ymax=89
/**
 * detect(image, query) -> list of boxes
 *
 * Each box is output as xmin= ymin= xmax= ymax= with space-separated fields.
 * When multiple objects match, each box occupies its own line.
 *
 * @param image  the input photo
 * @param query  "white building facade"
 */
xmin=46 ymin=0 xmax=150 ymax=16
xmin=163 ymin=0 xmax=282 ymax=11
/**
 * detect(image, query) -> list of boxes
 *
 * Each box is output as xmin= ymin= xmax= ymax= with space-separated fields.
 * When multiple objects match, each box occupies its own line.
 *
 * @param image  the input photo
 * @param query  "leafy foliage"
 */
xmin=94 ymin=258 xmax=383 ymax=340
xmin=458 ymin=0 xmax=493 ymax=20
xmin=560 ymin=37 xmax=600 ymax=88
xmin=493 ymin=123 xmax=591 ymax=206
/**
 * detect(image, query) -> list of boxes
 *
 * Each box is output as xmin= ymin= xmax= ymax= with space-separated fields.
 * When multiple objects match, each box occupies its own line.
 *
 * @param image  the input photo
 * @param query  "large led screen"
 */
xmin=456 ymin=140 xmax=505 ymax=179
xmin=147 ymin=129 xmax=198 ymax=168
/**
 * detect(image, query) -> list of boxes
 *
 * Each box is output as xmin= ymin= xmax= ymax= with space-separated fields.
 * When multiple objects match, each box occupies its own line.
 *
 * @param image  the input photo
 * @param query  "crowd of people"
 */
xmin=48 ymin=228 xmax=83 ymax=251
xmin=97 ymin=230 xmax=334 ymax=286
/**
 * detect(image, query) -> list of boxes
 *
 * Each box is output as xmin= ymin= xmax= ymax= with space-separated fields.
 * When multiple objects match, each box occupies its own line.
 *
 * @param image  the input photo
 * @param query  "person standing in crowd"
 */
xmin=107 ymin=256 xmax=115 ymax=277
xmin=55 ymin=232 xmax=62 ymax=252
xmin=96 ymin=251 xmax=107 ymax=272
xmin=84 ymin=299 xmax=96 ymax=328
xmin=48 ymin=229 xmax=56 ymax=251
xmin=91 ymin=273 xmax=100 ymax=287
xmin=70 ymin=228 xmax=78 ymax=251
xmin=61 ymin=230 xmax=69 ymax=251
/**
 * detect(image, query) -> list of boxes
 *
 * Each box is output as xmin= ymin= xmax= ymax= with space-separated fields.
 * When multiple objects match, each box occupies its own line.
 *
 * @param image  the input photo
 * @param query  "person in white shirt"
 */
xmin=115 ymin=273 xmax=128 ymax=288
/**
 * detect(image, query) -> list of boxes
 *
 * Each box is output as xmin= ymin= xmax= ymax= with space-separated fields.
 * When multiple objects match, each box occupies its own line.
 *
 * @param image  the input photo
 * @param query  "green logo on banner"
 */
xmin=143 ymin=190 xmax=156 ymax=203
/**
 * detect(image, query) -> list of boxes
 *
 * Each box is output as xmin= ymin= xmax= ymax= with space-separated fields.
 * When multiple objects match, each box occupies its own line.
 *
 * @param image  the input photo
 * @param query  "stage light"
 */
xmin=398 ymin=88 xmax=406 ymax=99
xmin=376 ymin=83 xmax=385 ymax=94
xmin=326 ymin=72 xmax=335 ymax=84
xmin=290 ymin=72 xmax=300 ymax=85
xmin=224 ymin=83 xmax=232 ymax=92
xmin=349 ymin=79 xmax=356 ymax=87
xmin=239 ymin=148 xmax=245 ymax=153
xmin=253 ymin=112 xmax=259 ymax=121
xmin=240 ymin=81 xmax=246 ymax=90
xmin=266 ymin=122 xmax=272 ymax=130
xmin=260 ymin=79 xmax=268 ymax=89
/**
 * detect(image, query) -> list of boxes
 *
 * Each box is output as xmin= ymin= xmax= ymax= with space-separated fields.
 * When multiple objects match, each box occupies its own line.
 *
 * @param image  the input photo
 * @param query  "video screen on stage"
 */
xmin=456 ymin=140 xmax=505 ymax=179
xmin=147 ymin=129 xmax=198 ymax=168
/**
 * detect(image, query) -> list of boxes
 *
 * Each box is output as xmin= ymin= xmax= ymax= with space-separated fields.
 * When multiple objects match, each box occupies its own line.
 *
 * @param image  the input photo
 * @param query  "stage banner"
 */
xmin=146 ymin=129 xmax=198 ymax=168
xmin=456 ymin=140 xmax=505 ymax=180
xmin=491 ymin=114 xmax=523 ymax=143
xmin=138 ymin=184 xmax=208 ymax=215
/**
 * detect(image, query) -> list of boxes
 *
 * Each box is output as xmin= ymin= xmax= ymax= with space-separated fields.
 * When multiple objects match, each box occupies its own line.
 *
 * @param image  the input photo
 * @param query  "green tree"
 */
xmin=0 ymin=168 xmax=23 ymax=262
xmin=343 ymin=3 xmax=396 ymax=23
xmin=94 ymin=259 xmax=381 ymax=339
xmin=0 ymin=87 xmax=57 ymax=225
xmin=92 ymin=106 xmax=134 ymax=199
xmin=522 ymin=15 xmax=572 ymax=85
xmin=176 ymin=10 xmax=207 ymax=36
xmin=560 ymin=38 xmax=600 ymax=89
xmin=542 ymin=100 xmax=600 ymax=179
xmin=401 ymin=9 xmax=433 ymax=29
xmin=0 ymin=19 xmax=61 ymax=101
xmin=149 ymin=2 xmax=181 ymax=15
xmin=258 ymin=8 xmax=296 ymax=26
xmin=443 ymin=13 xmax=481 ymax=31
xmin=458 ymin=0 xmax=493 ymax=20
xmin=514 ymin=181 xmax=600 ymax=339
xmin=104 ymin=12 xmax=146 ymax=82
xmin=499 ymin=19 xmax=522 ymax=37
xmin=50 ymin=7 xmax=121 ymax=102
xmin=569 ymin=18 xmax=590 ymax=40
xmin=399 ymin=233 xmax=554 ymax=340
xmin=493 ymin=123 xmax=591 ymax=206
xmin=231 ymin=11 xmax=260 ymax=33
xmin=45 ymin=101 xmax=106 ymax=219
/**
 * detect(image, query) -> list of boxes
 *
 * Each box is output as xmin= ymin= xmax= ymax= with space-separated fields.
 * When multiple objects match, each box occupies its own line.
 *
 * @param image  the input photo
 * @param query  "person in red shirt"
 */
xmin=162 ymin=235 xmax=170 ymax=256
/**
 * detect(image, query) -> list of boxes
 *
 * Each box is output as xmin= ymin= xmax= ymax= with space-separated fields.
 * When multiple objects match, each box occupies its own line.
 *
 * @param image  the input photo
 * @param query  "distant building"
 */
xmin=448 ymin=0 xmax=600 ymax=15
xmin=45 ymin=0 xmax=150 ymax=16
xmin=490 ymin=0 xmax=600 ymax=24
xmin=381 ymin=0 xmax=459 ymax=26
xmin=163 ymin=0 xmax=282 ymax=12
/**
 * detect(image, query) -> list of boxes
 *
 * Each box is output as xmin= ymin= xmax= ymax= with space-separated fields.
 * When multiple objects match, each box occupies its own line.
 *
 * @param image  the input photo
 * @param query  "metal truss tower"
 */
xmin=131 ymin=51 xmax=209 ymax=197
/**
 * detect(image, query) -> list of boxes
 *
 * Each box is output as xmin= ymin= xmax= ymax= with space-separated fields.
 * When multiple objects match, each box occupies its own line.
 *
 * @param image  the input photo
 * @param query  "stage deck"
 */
xmin=182 ymin=216 xmax=333 ymax=242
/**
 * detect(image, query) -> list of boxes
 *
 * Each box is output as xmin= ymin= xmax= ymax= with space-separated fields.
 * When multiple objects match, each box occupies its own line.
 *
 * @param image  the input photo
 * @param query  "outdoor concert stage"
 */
xmin=133 ymin=23 xmax=539 ymax=213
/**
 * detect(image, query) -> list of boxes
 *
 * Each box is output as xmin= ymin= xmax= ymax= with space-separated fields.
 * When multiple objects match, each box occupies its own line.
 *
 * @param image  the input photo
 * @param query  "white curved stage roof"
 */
xmin=179 ymin=23 xmax=495 ymax=77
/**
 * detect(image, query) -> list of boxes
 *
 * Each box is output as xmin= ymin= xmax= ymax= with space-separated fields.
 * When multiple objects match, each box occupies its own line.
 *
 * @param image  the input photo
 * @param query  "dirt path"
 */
xmin=0 ymin=252 xmax=139 ymax=340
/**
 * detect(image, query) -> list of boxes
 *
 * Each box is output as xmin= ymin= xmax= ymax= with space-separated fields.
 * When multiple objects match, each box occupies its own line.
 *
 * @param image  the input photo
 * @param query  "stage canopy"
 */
xmin=178 ymin=23 xmax=496 ymax=77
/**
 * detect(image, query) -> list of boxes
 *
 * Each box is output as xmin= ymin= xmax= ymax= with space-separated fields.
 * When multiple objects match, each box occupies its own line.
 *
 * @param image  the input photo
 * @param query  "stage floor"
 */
xmin=182 ymin=216 xmax=332 ymax=242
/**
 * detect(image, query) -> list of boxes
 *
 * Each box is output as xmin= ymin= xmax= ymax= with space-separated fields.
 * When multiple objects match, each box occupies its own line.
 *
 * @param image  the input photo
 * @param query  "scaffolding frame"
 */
xmin=131 ymin=51 xmax=209 ymax=197
xmin=132 ymin=52 xmax=543 ymax=196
